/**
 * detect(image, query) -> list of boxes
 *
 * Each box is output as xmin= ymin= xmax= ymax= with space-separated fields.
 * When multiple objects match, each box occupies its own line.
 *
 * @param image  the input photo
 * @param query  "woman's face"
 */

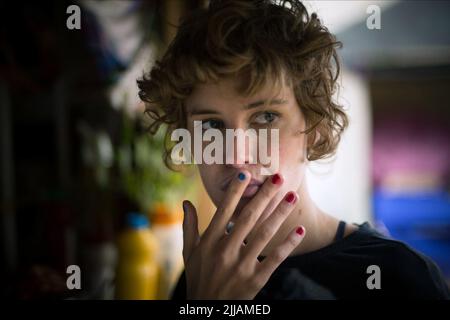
xmin=185 ymin=76 xmax=308 ymax=221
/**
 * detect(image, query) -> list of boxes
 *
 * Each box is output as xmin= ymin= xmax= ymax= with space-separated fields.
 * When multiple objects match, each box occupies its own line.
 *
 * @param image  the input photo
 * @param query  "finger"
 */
xmin=243 ymin=191 xmax=298 ymax=261
xmin=202 ymin=170 xmax=251 ymax=242
xmin=244 ymin=193 xmax=284 ymax=246
xmin=182 ymin=200 xmax=200 ymax=263
xmin=256 ymin=225 xmax=306 ymax=283
xmin=227 ymin=173 xmax=284 ymax=247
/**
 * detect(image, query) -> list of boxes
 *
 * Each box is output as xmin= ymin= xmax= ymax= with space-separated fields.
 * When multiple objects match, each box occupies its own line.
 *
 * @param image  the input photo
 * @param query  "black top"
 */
xmin=171 ymin=222 xmax=450 ymax=299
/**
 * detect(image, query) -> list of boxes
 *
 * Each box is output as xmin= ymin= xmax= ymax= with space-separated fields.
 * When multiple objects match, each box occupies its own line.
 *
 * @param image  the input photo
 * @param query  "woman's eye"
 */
xmin=254 ymin=112 xmax=279 ymax=124
xmin=201 ymin=119 xmax=224 ymax=130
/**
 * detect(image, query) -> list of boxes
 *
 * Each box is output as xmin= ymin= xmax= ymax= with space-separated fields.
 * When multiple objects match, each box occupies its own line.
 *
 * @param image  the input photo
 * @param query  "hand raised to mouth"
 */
xmin=181 ymin=171 xmax=305 ymax=299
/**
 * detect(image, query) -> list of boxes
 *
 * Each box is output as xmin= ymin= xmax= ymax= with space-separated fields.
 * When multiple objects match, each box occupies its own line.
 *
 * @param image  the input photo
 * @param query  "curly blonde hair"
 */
xmin=137 ymin=0 xmax=348 ymax=168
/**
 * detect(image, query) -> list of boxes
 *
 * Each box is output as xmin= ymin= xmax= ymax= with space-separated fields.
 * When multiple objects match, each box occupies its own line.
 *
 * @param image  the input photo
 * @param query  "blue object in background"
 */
xmin=373 ymin=189 xmax=450 ymax=279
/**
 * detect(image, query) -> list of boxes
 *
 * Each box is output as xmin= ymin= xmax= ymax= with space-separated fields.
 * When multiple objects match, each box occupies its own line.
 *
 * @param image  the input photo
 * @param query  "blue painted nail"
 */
xmin=238 ymin=172 xmax=246 ymax=181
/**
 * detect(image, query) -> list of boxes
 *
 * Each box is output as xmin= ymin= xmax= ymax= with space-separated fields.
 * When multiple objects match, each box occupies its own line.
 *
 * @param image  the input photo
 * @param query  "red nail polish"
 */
xmin=285 ymin=192 xmax=296 ymax=204
xmin=271 ymin=173 xmax=282 ymax=185
xmin=296 ymin=226 xmax=304 ymax=236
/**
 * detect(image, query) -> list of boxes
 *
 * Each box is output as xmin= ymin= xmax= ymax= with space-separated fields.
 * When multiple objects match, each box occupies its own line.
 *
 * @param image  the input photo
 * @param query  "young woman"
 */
xmin=138 ymin=0 xmax=449 ymax=299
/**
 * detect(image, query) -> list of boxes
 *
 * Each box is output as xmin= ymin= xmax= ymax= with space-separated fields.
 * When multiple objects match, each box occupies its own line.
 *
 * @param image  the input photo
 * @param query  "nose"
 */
xmin=225 ymin=127 xmax=257 ymax=169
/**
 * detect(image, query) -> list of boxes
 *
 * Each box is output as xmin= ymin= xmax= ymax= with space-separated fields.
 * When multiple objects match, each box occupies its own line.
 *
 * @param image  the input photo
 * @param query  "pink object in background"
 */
xmin=372 ymin=111 xmax=450 ymax=190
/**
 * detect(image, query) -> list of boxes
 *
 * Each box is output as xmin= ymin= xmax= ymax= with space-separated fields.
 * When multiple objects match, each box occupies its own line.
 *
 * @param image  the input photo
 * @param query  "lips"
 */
xmin=242 ymin=181 xmax=262 ymax=197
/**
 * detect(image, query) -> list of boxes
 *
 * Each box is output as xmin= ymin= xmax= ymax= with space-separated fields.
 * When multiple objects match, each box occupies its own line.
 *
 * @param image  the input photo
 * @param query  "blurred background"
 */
xmin=0 ymin=0 xmax=449 ymax=299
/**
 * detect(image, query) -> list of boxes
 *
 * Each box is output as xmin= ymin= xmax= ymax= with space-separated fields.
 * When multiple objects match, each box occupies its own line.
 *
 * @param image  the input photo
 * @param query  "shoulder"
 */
xmin=351 ymin=223 xmax=450 ymax=298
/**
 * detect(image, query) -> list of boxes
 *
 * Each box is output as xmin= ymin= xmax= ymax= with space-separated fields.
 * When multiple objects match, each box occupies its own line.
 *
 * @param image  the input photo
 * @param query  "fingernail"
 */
xmin=271 ymin=173 xmax=282 ymax=185
xmin=296 ymin=226 xmax=304 ymax=236
xmin=285 ymin=192 xmax=297 ymax=204
xmin=238 ymin=172 xmax=246 ymax=181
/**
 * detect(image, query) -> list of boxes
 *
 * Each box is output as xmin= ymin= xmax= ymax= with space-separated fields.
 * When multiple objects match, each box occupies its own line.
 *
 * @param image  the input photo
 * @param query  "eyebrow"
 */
xmin=244 ymin=99 xmax=287 ymax=110
xmin=188 ymin=99 xmax=288 ymax=116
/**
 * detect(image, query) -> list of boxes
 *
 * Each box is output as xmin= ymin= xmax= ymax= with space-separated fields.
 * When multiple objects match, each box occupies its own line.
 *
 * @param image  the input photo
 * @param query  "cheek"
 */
xmin=278 ymin=131 xmax=306 ymax=168
xmin=277 ymin=132 xmax=307 ymax=188
xmin=198 ymin=164 xmax=216 ymax=188
xmin=198 ymin=164 xmax=223 ymax=206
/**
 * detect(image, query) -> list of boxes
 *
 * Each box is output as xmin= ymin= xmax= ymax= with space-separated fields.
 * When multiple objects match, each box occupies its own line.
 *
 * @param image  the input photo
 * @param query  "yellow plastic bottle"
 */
xmin=115 ymin=212 xmax=159 ymax=300
xmin=149 ymin=203 xmax=184 ymax=299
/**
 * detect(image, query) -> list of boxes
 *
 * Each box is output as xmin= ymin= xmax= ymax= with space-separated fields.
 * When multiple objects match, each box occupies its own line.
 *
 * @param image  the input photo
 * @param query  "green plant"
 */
xmin=116 ymin=113 xmax=191 ymax=213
